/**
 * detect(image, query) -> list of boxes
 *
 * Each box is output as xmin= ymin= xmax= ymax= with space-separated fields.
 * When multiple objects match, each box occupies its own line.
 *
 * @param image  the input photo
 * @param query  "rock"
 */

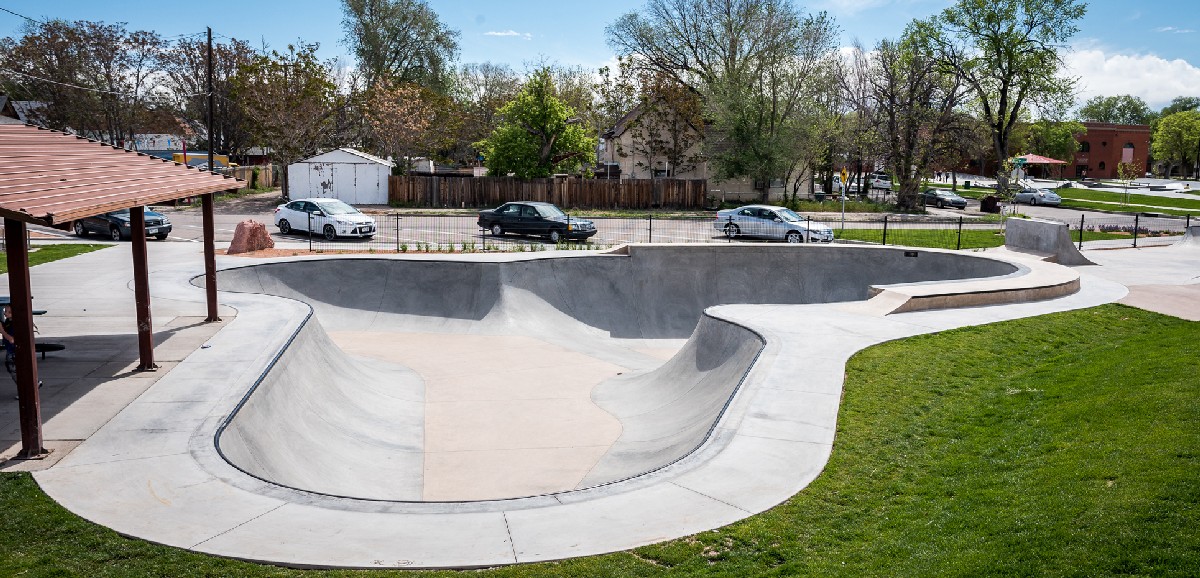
xmin=227 ymin=220 xmax=274 ymax=254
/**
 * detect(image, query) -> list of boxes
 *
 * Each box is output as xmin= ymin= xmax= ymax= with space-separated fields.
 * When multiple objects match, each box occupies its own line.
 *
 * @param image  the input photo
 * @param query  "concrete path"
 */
xmin=2 ymin=236 xmax=1187 ymax=568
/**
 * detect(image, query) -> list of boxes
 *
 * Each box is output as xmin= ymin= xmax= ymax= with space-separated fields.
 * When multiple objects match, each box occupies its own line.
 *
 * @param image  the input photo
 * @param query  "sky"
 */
xmin=1 ymin=0 xmax=1198 ymax=111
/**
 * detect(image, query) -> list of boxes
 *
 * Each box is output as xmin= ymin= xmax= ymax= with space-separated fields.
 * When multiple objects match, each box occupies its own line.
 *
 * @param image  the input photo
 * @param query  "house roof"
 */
xmin=0 ymin=123 xmax=241 ymax=226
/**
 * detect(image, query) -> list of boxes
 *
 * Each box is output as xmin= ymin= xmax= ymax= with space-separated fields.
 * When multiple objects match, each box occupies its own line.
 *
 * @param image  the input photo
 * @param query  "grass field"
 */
xmin=2 ymin=304 xmax=1197 ymax=577
xmin=0 ymin=244 xmax=110 ymax=275
xmin=834 ymin=227 xmax=1132 ymax=249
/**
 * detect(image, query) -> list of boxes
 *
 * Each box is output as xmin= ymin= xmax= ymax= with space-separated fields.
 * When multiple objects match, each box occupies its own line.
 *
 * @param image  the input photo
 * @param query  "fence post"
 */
xmin=648 ymin=214 xmax=653 ymax=243
xmin=727 ymin=214 xmax=734 ymax=243
xmin=1132 ymin=213 xmax=1140 ymax=248
xmin=1078 ymin=215 xmax=1085 ymax=250
xmin=395 ymin=214 xmax=400 ymax=253
xmin=882 ymin=215 xmax=889 ymax=246
xmin=1187 ymin=214 xmax=1191 ymax=229
xmin=956 ymin=216 xmax=963 ymax=250
xmin=307 ymin=212 xmax=312 ymax=252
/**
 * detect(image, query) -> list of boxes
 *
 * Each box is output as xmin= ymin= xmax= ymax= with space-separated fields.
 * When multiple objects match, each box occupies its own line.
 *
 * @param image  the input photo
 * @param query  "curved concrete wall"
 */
xmin=215 ymin=245 xmax=1018 ymax=501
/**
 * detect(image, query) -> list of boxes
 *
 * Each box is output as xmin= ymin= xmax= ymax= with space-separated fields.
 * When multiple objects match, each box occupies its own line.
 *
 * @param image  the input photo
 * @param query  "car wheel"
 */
xmin=1029 ymin=198 xmax=1037 ymax=206
xmin=937 ymin=200 xmax=945 ymax=208
xmin=323 ymin=225 xmax=337 ymax=241
xmin=73 ymin=221 xmax=87 ymax=237
xmin=154 ymin=233 xmax=168 ymax=240
xmin=278 ymin=219 xmax=291 ymax=234
xmin=723 ymin=223 xmax=740 ymax=238
xmin=110 ymin=227 xmax=123 ymax=241
xmin=785 ymin=231 xmax=804 ymax=243
xmin=548 ymin=229 xmax=563 ymax=243
xmin=491 ymin=224 xmax=504 ymax=236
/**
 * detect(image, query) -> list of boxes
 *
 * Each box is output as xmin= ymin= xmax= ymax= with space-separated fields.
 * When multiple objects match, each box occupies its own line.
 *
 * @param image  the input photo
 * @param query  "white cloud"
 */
xmin=1064 ymin=47 xmax=1200 ymax=110
xmin=815 ymin=0 xmax=890 ymax=16
xmin=484 ymin=30 xmax=532 ymax=41
xmin=1154 ymin=26 xmax=1195 ymax=34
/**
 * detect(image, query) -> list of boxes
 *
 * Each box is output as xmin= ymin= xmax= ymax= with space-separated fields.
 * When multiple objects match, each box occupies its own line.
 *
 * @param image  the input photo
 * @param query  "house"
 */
xmin=287 ymin=148 xmax=394 ymax=205
xmin=599 ymin=103 xmax=811 ymax=203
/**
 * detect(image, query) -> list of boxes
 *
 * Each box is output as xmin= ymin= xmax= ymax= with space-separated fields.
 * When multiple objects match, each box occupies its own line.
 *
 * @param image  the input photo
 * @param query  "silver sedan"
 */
xmin=713 ymin=205 xmax=834 ymax=243
xmin=1012 ymin=188 xmax=1062 ymax=206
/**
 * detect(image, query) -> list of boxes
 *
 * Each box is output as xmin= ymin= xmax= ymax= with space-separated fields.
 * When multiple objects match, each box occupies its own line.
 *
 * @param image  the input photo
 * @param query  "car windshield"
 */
xmin=535 ymin=205 xmax=566 ymax=218
xmin=313 ymin=200 xmax=360 ymax=215
xmin=777 ymin=209 xmax=804 ymax=222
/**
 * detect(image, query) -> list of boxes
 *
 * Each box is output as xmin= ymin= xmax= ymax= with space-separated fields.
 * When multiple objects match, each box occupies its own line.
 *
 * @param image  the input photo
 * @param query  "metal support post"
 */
xmin=882 ymin=215 xmax=889 ymax=246
xmin=307 ymin=212 xmax=313 ymax=252
xmin=956 ymin=216 xmax=963 ymax=250
xmin=202 ymin=193 xmax=220 ymax=322
xmin=1078 ymin=215 xmax=1085 ymax=250
xmin=395 ymin=214 xmax=401 ymax=253
xmin=5 ymin=218 xmax=45 ymax=458
xmin=130 ymin=207 xmax=157 ymax=371
xmin=1132 ymin=214 xmax=1140 ymax=248
xmin=648 ymin=214 xmax=653 ymax=243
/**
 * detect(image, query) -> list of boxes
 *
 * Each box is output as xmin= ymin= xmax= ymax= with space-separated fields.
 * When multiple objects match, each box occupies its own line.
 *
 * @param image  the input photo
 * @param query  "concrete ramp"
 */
xmin=213 ymin=245 xmax=1028 ymax=502
xmin=1177 ymin=225 xmax=1200 ymax=249
xmin=1005 ymin=217 xmax=1095 ymax=266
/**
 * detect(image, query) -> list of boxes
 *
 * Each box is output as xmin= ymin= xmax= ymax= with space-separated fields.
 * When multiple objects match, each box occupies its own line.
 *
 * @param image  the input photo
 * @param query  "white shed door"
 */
xmin=334 ymin=165 xmax=359 ymax=203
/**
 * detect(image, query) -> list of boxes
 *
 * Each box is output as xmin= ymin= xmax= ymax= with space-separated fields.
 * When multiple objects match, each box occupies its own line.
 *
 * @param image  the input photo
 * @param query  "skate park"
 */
xmin=2 ymin=217 xmax=1191 ymax=568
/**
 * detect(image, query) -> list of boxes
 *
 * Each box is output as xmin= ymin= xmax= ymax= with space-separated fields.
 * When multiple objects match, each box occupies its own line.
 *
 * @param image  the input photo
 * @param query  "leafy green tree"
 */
xmin=1159 ymin=96 xmax=1200 ymax=117
xmin=340 ymin=0 xmax=459 ymax=91
xmin=1152 ymin=110 xmax=1200 ymax=180
xmin=1025 ymin=119 xmax=1086 ymax=175
xmin=911 ymin=0 xmax=1087 ymax=191
xmin=475 ymin=69 xmax=597 ymax=179
xmin=1078 ymin=95 xmax=1155 ymax=125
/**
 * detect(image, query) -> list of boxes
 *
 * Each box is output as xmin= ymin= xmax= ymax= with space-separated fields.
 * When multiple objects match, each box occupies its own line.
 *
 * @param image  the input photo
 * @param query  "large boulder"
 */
xmin=227 ymin=220 xmax=275 ymax=254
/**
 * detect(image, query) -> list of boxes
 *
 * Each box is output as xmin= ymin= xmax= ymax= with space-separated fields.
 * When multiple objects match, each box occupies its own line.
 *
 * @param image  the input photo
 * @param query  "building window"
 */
xmin=1101 ymin=141 xmax=1107 ymax=147
xmin=1099 ymin=161 xmax=1106 ymax=170
xmin=1080 ymin=141 xmax=1091 ymax=152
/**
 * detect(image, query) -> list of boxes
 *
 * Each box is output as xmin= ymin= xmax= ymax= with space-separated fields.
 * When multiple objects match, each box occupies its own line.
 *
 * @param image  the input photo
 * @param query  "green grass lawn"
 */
xmin=0 ymin=244 xmax=110 ymax=274
xmin=834 ymin=227 xmax=1131 ymax=250
xmin=2 ymin=304 xmax=1197 ymax=576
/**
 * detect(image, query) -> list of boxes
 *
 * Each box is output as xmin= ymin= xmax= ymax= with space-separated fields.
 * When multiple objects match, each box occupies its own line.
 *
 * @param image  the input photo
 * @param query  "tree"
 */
xmin=1078 ymin=95 xmax=1155 ymax=125
xmin=233 ymin=44 xmax=342 ymax=197
xmin=340 ymin=0 xmax=459 ymax=91
xmin=475 ymin=69 xmax=597 ymax=179
xmin=606 ymin=66 xmax=706 ymax=178
xmin=1025 ymin=119 xmax=1086 ymax=176
xmin=365 ymin=83 xmax=433 ymax=173
xmin=1 ymin=20 xmax=166 ymax=145
xmin=1116 ymin=161 xmax=1140 ymax=204
xmin=161 ymin=36 xmax=257 ymax=156
xmin=912 ymin=0 xmax=1087 ymax=193
xmin=856 ymin=34 xmax=966 ymax=210
xmin=1160 ymin=96 xmax=1200 ymax=117
xmin=1152 ymin=110 xmax=1200 ymax=180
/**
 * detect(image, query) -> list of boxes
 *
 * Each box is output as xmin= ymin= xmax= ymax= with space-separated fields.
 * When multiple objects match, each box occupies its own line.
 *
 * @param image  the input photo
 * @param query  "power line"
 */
xmin=0 ymin=6 xmax=44 ymax=25
xmin=0 ymin=68 xmax=208 ymax=98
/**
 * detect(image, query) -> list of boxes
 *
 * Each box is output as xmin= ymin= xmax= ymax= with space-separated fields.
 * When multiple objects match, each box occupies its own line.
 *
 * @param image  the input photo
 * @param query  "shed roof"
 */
xmin=0 ymin=123 xmax=240 ymax=226
xmin=295 ymin=147 xmax=394 ymax=167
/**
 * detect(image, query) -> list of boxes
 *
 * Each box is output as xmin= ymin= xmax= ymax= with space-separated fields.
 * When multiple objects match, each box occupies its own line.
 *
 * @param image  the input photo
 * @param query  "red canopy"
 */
xmin=1014 ymin=153 xmax=1068 ymax=165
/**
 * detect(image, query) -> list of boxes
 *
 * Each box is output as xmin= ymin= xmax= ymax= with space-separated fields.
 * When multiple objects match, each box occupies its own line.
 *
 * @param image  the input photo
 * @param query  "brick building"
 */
xmin=1071 ymin=122 xmax=1151 ymax=179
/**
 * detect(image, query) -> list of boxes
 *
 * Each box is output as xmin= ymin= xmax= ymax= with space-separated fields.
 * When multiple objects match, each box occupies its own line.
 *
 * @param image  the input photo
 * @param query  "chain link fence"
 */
xmin=1049 ymin=214 xmax=1194 ymax=250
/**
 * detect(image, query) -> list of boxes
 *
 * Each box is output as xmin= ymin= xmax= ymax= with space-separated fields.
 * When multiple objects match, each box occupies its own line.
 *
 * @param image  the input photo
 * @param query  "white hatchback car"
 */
xmin=274 ymin=198 xmax=377 ymax=240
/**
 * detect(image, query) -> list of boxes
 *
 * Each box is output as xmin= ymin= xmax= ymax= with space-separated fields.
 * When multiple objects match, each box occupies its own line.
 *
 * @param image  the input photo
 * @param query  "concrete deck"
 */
xmin=1 ymin=236 xmax=1190 ymax=569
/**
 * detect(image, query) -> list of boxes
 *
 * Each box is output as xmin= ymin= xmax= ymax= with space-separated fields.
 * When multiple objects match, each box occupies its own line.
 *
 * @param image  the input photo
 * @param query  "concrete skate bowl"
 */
xmin=212 ymin=244 xmax=1022 ymax=503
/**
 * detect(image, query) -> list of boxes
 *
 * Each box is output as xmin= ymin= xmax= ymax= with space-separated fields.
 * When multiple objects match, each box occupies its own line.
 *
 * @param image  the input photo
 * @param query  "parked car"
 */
xmin=868 ymin=172 xmax=893 ymax=190
xmin=1012 ymin=188 xmax=1062 ymax=206
xmin=919 ymin=189 xmax=968 ymax=209
xmin=73 ymin=208 xmax=172 ymax=241
xmin=274 ymin=198 xmax=377 ymax=240
xmin=713 ymin=205 xmax=834 ymax=243
xmin=477 ymin=202 xmax=597 ymax=242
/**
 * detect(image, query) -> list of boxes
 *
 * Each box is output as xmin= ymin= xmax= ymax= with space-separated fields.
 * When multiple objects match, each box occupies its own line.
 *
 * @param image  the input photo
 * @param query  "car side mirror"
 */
xmin=312 ymin=210 xmax=324 ymax=216
xmin=774 ymin=218 xmax=782 ymax=223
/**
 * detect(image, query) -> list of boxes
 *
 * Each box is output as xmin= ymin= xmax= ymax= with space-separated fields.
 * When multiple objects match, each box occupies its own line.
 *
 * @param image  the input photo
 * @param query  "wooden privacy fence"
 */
xmin=388 ymin=176 xmax=709 ymax=209
xmin=228 ymin=165 xmax=277 ymax=189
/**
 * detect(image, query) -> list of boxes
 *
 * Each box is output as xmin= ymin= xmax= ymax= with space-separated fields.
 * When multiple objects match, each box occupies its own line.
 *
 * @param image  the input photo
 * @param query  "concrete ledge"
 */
xmin=1005 ymin=217 xmax=1095 ymax=266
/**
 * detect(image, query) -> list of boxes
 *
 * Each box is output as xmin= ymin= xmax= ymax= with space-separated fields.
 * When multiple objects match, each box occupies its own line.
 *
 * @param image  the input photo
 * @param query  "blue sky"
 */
xmin=2 ymin=0 xmax=1198 ymax=109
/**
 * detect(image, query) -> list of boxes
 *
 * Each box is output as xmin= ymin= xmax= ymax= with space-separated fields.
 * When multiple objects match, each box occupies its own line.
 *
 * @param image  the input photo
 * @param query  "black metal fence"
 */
xmin=282 ymin=213 xmax=1014 ymax=253
xmin=1050 ymin=214 xmax=1194 ymax=250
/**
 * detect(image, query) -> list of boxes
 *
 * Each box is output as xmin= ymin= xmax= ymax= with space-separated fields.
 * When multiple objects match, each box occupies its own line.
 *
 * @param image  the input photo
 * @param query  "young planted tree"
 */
xmin=474 ymin=69 xmax=597 ymax=179
xmin=911 ymin=0 xmax=1087 ymax=193
xmin=365 ymin=83 xmax=433 ymax=173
